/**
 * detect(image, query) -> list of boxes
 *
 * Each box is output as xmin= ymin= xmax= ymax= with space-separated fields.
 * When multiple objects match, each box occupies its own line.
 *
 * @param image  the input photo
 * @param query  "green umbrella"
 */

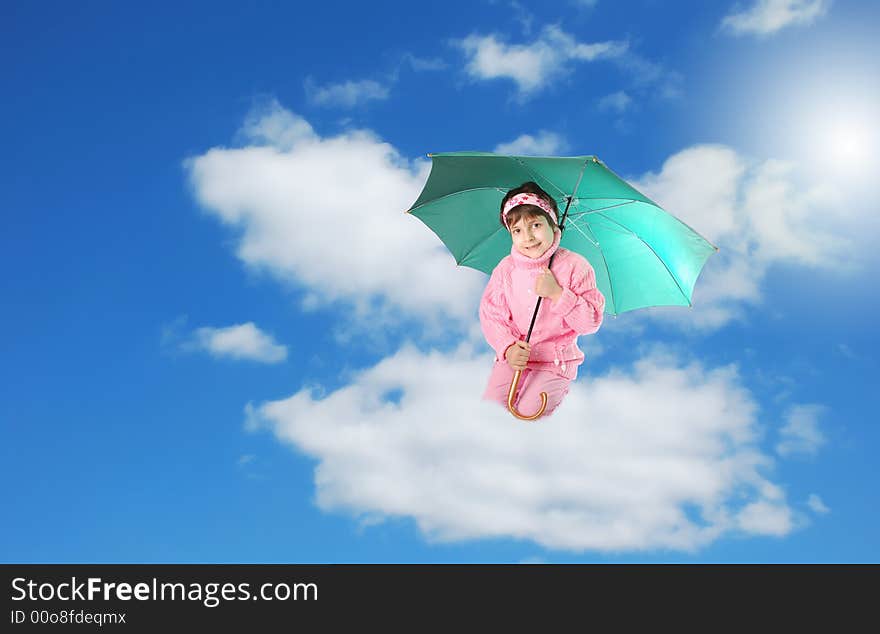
xmin=406 ymin=152 xmax=718 ymax=420
xmin=406 ymin=152 xmax=718 ymax=316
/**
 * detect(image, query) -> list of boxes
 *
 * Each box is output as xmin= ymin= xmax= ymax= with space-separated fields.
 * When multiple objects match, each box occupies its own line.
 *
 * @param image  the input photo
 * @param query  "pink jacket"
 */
xmin=479 ymin=230 xmax=605 ymax=379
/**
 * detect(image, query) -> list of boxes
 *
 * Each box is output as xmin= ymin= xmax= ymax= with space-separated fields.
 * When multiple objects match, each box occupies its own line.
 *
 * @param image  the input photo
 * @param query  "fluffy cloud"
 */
xmin=163 ymin=318 xmax=288 ymax=364
xmin=302 ymin=51 xmax=448 ymax=109
xmin=192 ymin=322 xmax=287 ymax=363
xmin=185 ymin=100 xmax=486 ymax=327
xmin=807 ymin=493 xmax=830 ymax=514
xmin=494 ymin=131 xmax=566 ymax=156
xmin=456 ymin=26 xmax=627 ymax=97
xmin=247 ymin=344 xmax=798 ymax=553
xmin=776 ymin=404 xmax=826 ymax=457
xmin=597 ymin=91 xmax=633 ymax=113
xmin=721 ymin=0 xmax=831 ymax=36
xmin=304 ymin=77 xmax=390 ymax=108
xmin=631 ymin=144 xmax=852 ymax=329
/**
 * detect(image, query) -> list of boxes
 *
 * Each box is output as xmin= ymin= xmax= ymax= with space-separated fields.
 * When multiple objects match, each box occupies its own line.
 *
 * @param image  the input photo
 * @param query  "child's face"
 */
xmin=510 ymin=214 xmax=554 ymax=258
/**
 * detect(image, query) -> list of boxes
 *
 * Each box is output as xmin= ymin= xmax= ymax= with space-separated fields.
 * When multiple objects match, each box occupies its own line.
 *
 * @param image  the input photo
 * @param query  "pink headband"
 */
xmin=502 ymin=193 xmax=558 ymax=228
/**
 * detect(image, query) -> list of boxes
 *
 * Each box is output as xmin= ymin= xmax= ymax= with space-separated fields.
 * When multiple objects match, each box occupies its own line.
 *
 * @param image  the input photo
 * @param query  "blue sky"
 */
xmin=2 ymin=0 xmax=878 ymax=563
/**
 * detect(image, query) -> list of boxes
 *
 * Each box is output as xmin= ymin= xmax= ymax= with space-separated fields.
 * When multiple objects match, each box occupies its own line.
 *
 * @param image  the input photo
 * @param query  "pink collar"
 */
xmin=510 ymin=229 xmax=561 ymax=269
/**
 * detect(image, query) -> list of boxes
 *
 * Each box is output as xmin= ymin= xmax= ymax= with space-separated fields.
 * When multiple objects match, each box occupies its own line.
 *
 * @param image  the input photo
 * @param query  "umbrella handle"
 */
xmin=506 ymin=369 xmax=547 ymax=421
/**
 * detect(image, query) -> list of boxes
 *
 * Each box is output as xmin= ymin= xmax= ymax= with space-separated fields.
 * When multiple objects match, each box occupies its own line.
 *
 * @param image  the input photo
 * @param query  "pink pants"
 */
xmin=483 ymin=362 xmax=571 ymax=418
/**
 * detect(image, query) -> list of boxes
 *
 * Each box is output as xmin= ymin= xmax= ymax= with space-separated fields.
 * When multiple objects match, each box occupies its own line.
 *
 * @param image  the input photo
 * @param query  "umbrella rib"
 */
xmin=407 ymin=186 xmax=507 ymax=213
xmin=511 ymin=157 xmax=567 ymax=199
xmin=459 ymin=225 xmax=508 ymax=267
xmin=568 ymin=158 xmax=618 ymax=314
xmin=566 ymin=207 xmax=600 ymax=247
xmin=575 ymin=199 xmax=720 ymax=252
xmin=569 ymin=199 xmax=639 ymax=215
xmin=567 ymin=218 xmax=617 ymax=314
xmin=569 ymin=157 xmax=589 ymax=202
xmin=594 ymin=211 xmax=692 ymax=307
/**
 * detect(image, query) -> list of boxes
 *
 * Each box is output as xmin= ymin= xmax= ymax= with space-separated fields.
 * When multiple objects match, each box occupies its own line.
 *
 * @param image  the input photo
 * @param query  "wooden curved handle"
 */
xmin=506 ymin=369 xmax=547 ymax=421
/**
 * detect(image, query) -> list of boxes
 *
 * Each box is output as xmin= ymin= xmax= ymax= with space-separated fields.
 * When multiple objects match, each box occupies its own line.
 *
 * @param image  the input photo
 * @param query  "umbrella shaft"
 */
xmin=524 ymin=195 xmax=572 ymax=343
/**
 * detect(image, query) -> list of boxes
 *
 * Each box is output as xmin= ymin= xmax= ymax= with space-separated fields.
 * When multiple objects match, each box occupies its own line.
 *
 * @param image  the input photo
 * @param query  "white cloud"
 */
xmin=457 ymin=34 xmax=549 ymax=95
xmin=185 ymin=100 xmax=487 ymax=328
xmin=597 ymin=91 xmax=632 ymax=113
xmin=740 ymin=159 xmax=847 ymax=265
xmin=304 ymin=77 xmax=390 ymax=108
xmin=456 ymin=26 xmax=627 ymax=97
xmin=504 ymin=0 xmax=535 ymax=35
xmin=615 ymin=53 xmax=683 ymax=100
xmin=237 ymin=104 xmax=316 ymax=150
xmin=807 ymin=493 xmax=830 ymax=514
xmin=193 ymin=322 xmax=288 ymax=364
xmin=721 ymin=0 xmax=831 ymax=36
xmin=494 ymin=131 xmax=566 ymax=156
xmin=631 ymin=144 xmax=853 ymax=330
xmin=301 ymin=53 xmax=448 ymax=110
xmin=735 ymin=500 xmax=793 ymax=535
xmin=247 ymin=344 xmax=801 ymax=553
xmin=776 ymin=404 xmax=826 ymax=457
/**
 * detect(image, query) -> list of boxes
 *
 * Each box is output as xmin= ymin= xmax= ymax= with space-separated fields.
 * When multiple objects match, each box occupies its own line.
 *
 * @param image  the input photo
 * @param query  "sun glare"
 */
xmin=751 ymin=61 xmax=880 ymax=189
xmin=795 ymin=102 xmax=880 ymax=186
xmin=825 ymin=118 xmax=875 ymax=165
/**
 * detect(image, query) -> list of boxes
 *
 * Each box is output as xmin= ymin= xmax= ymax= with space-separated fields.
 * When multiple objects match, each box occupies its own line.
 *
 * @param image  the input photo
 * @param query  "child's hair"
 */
xmin=499 ymin=181 xmax=559 ymax=231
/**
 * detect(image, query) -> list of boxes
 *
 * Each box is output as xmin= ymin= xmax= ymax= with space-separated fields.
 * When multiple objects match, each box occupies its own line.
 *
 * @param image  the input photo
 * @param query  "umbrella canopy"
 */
xmin=406 ymin=152 xmax=718 ymax=315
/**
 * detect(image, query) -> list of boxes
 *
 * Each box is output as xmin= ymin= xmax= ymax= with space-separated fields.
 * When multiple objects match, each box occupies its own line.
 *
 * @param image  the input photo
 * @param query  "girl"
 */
xmin=480 ymin=181 xmax=605 ymax=418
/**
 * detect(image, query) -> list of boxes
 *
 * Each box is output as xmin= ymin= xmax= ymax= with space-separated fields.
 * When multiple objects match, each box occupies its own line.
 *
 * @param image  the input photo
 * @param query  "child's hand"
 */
xmin=535 ymin=267 xmax=563 ymax=301
xmin=505 ymin=341 xmax=530 ymax=371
